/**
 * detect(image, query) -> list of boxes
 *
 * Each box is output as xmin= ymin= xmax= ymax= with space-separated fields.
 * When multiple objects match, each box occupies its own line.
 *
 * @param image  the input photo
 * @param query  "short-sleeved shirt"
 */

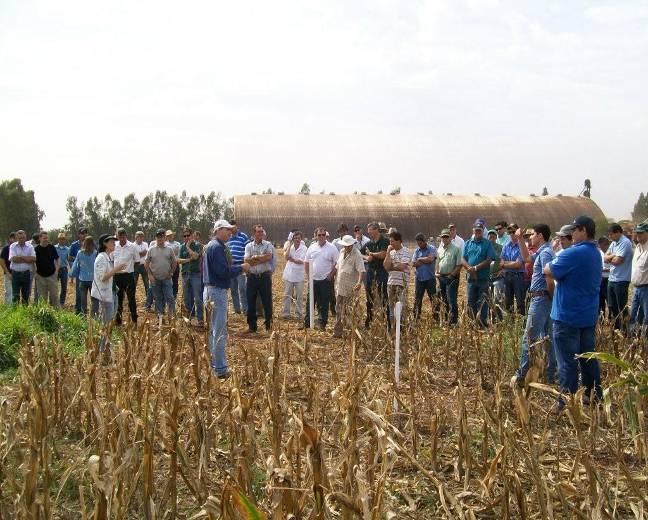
xmin=490 ymin=241 xmax=503 ymax=279
xmin=134 ymin=241 xmax=148 ymax=264
xmin=55 ymin=245 xmax=70 ymax=270
xmin=412 ymin=245 xmax=436 ymax=281
xmin=361 ymin=235 xmax=389 ymax=272
xmin=496 ymin=233 xmax=510 ymax=247
xmin=146 ymin=244 xmax=175 ymax=280
xmin=227 ymin=231 xmax=250 ymax=265
xmin=631 ymin=242 xmax=648 ymax=287
xmin=387 ymin=246 xmax=410 ymax=286
xmin=165 ymin=240 xmax=181 ymax=258
xmin=1 ymin=244 xmax=11 ymax=272
xmin=35 ymin=244 xmax=59 ymax=277
xmin=335 ymin=248 xmax=365 ymax=297
xmin=353 ymin=235 xmax=370 ymax=253
xmin=529 ymin=242 xmax=555 ymax=294
xmin=179 ymin=241 xmax=203 ymax=274
xmin=437 ymin=242 xmax=461 ymax=274
xmin=283 ymin=242 xmax=307 ymax=283
xmin=451 ymin=235 xmax=465 ymax=254
xmin=8 ymin=242 xmax=36 ymax=272
xmin=548 ymin=240 xmax=601 ymax=327
xmin=305 ymin=241 xmax=338 ymax=280
xmin=463 ymin=238 xmax=497 ymax=282
xmin=245 ymin=240 xmax=274 ymax=274
xmin=608 ymin=234 xmax=633 ymax=282
xmin=501 ymin=241 xmax=525 ymax=273
xmin=114 ymin=241 xmax=139 ymax=274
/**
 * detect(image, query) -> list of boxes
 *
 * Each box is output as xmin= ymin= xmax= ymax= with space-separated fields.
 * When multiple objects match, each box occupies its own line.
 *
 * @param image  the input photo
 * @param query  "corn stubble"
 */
xmin=0 ymin=296 xmax=647 ymax=519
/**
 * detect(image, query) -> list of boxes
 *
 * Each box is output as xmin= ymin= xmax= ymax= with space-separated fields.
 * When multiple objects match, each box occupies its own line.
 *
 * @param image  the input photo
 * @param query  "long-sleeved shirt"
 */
xmin=70 ymin=250 xmax=98 ymax=282
xmin=203 ymin=238 xmax=242 ymax=289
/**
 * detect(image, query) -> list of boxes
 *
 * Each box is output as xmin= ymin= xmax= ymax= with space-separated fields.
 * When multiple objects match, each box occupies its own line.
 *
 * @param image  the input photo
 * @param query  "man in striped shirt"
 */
xmin=226 ymin=220 xmax=250 ymax=314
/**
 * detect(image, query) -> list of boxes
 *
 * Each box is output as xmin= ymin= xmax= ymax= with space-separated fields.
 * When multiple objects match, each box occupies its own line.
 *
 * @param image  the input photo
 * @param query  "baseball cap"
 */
xmin=57 ymin=232 xmax=66 ymax=239
xmin=378 ymin=222 xmax=388 ymax=232
xmin=165 ymin=229 xmax=174 ymax=237
xmin=523 ymin=228 xmax=533 ymax=237
xmin=214 ymin=219 xmax=234 ymax=231
xmin=635 ymin=222 xmax=648 ymax=233
xmin=487 ymin=229 xmax=497 ymax=236
xmin=572 ymin=215 xmax=596 ymax=236
xmin=472 ymin=219 xmax=484 ymax=230
xmin=155 ymin=228 xmax=166 ymax=237
xmin=440 ymin=228 xmax=450 ymax=237
xmin=556 ymin=224 xmax=574 ymax=237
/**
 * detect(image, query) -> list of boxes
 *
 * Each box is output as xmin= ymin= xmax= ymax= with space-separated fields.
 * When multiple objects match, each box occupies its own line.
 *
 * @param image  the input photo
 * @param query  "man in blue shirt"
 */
xmin=511 ymin=224 xmax=556 ymax=388
xmin=226 ymin=220 xmax=250 ymax=314
xmin=68 ymin=227 xmax=89 ymax=314
xmin=203 ymin=220 xmax=250 ymax=378
xmin=500 ymin=223 xmax=526 ymax=315
xmin=54 ymin=232 xmax=71 ymax=307
xmin=604 ymin=223 xmax=633 ymax=332
xmin=544 ymin=215 xmax=603 ymax=410
xmin=462 ymin=221 xmax=498 ymax=327
xmin=412 ymin=233 xmax=436 ymax=319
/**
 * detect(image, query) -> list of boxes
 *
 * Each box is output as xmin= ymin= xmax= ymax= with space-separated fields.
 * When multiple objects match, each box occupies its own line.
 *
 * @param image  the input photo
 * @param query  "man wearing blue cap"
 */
xmin=462 ymin=220 xmax=497 ymax=327
xmin=544 ymin=215 xmax=602 ymax=410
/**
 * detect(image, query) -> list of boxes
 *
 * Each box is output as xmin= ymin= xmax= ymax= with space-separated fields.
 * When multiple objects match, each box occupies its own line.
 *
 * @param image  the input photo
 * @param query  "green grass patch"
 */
xmin=0 ymin=303 xmax=90 ymax=371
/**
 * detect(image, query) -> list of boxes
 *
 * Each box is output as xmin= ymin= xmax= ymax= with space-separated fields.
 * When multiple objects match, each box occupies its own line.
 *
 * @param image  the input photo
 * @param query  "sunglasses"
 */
xmin=183 ymin=234 xmax=191 ymax=238
xmin=317 ymin=233 xmax=326 ymax=237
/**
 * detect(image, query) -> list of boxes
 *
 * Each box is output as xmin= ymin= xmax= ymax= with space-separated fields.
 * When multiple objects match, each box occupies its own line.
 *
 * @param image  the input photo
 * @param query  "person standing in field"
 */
xmin=448 ymin=223 xmax=465 ymax=254
xmin=114 ymin=228 xmax=140 ymax=326
xmin=500 ymin=223 xmax=526 ymax=315
xmin=282 ymin=231 xmax=307 ymax=320
xmin=412 ymin=232 xmax=436 ymax=319
xmin=165 ymin=230 xmax=182 ymax=298
xmin=244 ymin=224 xmax=274 ymax=332
xmin=54 ymin=233 xmax=70 ymax=307
xmin=146 ymin=229 xmax=177 ymax=320
xmin=34 ymin=231 xmax=60 ymax=307
xmin=597 ymin=236 xmax=611 ymax=317
xmin=226 ymin=220 xmax=250 ymax=315
xmin=604 ymin=223 xmax=633 ymax=332
xmin=304 ymin=227 xmax=338 ymax=330
xmin=462 ymin=221 xmax=498 ymax=327
xmin=133 ymin=231 xmax=150 ymax=301
xmin=435 ymin=228 xmax=462 ymax=325
xmin=332 ymin=235 xmax=364 ymax=338
xmin=178 ymin=227 xmax=204 ymax=327
xmin=1 ymin=232 xmax=16 ymax=304
xmin=362 ymin=222 xmax=390 ymax=328
xmin=8 ymin=230 xmax=36 ymax=305
xmin=544 ymin=216 xmax=603 ymax=411
xmin=384 ymin=231 xmax=410 ymax=329
xmin=70 ymin=236 xmax=98 ymax=316
xmin=629 ymin=222 xmax=648 ymax=337
xmin=69 ymin=227 xmax=90 ymax=314
xmin=203 ymin=220 xmax=250 ymax=378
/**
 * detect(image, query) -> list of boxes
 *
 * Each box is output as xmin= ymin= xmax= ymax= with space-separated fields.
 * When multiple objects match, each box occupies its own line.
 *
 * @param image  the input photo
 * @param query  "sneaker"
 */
xmin=509 ymin=374 xmax=524 ymax=390
xmin=217 ymin=371 xmax=231 ymax=380
xmin=549 ymin=400 xmax=565 ymax=416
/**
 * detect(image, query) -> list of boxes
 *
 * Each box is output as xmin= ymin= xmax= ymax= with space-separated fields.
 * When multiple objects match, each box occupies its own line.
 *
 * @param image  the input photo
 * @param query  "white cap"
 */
xmin=214 ymin=219 xmax=234 ymax=231
xmin=339 ymin=234 xmax=356 ymax=247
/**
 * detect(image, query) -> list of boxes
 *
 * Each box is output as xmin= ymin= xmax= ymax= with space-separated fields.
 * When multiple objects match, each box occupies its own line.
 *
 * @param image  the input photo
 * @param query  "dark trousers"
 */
xmin=304 ymin=278 xmax=333 ymax=328
xmin=504 ymin=271 xmax=526 ymax=315
xmin=172 ymin=266 xmax=180 ymax=298
xmin=438 ymin=275 xmax=459 ymax=324
xmin=365 ymin=268 xmax=389 ymax=327
xmin=599 ymin=277 xmax=608 ymax=316
xmin=414 ymin=277 xmax=436 ymax=318
xmin=608 ymin=280 xmax=629 ymax=331
xmin=246 ymin=272 xmax=272 ymax=331
xmin=114 ymin=272 xmax=138 ymax=325
xmin=134 ymin=263 xmax=149 ymax=294
xmin=467 ymin=278 xmax=490 ymax=327
xmin=11 ymin=270 xmax=31 ymax=305
xmin=58 ymin=267 xmax=68 ymax=306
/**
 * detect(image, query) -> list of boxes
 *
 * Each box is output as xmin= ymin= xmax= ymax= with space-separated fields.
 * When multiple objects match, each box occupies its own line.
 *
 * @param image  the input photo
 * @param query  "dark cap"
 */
xmin=98 ymin=233 xmax=116 ymax=245
xmin=415 ymin=232 xmax=426 ymax=241
xmin=155 ymin=228 xmax=166 ymax=237
xmin=572 ymin=215 xmax=596 ymax=236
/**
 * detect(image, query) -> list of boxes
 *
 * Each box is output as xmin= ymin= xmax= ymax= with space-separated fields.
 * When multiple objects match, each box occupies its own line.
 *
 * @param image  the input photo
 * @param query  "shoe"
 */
xmin=509 ymin=374 xmax=523 ymax=390
xmin=217 ymin=371 xmax=231 ymax=380
xmin=246 ymin=328 xmax=257 ymax=334
xmin=549 ymin=400 xmax=565 ymax=416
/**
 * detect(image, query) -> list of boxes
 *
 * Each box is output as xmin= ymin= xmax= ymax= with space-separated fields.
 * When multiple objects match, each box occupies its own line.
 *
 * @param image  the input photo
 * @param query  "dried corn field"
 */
xmin=1 ymin=258 xmax=647 ymax=519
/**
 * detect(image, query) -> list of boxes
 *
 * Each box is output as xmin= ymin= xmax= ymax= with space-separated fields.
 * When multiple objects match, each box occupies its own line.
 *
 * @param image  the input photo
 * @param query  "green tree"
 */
xmin=299 ymin=183 xmax=311 ymax=194
xmin=632 ymin=192 xmax=648 ymax=222
xmin=0 ymin=178 xmax=44 ymax=239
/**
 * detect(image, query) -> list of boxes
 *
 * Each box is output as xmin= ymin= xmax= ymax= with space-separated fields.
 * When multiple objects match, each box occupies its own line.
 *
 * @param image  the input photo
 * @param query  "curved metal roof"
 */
xmin=233 ymin=193 xmax=606 ymax=242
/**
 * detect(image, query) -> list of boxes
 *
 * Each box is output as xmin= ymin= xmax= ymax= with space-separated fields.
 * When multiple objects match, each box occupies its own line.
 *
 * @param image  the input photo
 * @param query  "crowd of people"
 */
xmin=0 ymin=215 xmax=647 ymax=409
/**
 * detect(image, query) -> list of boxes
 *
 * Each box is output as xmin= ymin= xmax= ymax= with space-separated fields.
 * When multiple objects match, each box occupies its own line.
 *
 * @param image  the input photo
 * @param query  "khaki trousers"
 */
xmin=35 ymin=273 xmax=60 ymax=307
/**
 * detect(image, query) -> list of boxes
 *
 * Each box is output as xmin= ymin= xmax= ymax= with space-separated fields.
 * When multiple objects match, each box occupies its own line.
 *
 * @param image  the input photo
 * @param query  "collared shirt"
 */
xmin=463 ymin=238 xmax=497 ymax=282
xmin=529 ymin=242 xmax=555 ymax=294
xmin=179 ymin=241 xmax=203 ymax=274
xmin=245 ymin=240 xmax=274 ymax=274
xmin=412 ymin=244 xmax=436 ymax=281
xmin=91 ymin=252 xmax=114 ymax=302
xmin=608 ymin=234 xmax=633 ymax=282
xmin=451 ymin=235 xmax=465 ymax=254
xmin=361 ymin=234 xmax=389 ymax=271
xmin=305 ymin=241 xmax=338 ymax=280
xmin=134 ymin=240 xmax=148 ymax=264
xmin=55 ymin=244 xmax=70 ymax=270
xmin=501 ymin=241 xmax=525 ymax=273
xmin=146 ymin=244 xmax=176 ymax=280
xmin=69 ymin=239 xmax=82 ymax=265
xmin=114 ymin=240 xmax=139 ymax=273
xmin=203 ymin=238 xmax=242 ymax=289
xmin=8 ymin=242 xmax=36 ymax=272
xmin=283 ymin=242 xmax=307 ymax=283
xmin=496 ymin=233 xmax=511 ymax=246
xmin=353 ymin=235 xmax=370 ymax=252
xmin=165 ymin=240 xmax=181 ymax=258
xmin=631 ymin=242 xmax=648 ymax=287
xmin=549 ymin=240 xmax=601 ymax=327
xmin=335 ymin=247 xmax=365 ymax=297
xmin=227 ymin=231 xmax=250 ymax=265
xmin=387 ymin=246 xmax=410 ymax=286
xmin=70 ymin=250 xmax=97 ymax=282
xmin=437 ymin=242 xmax=461 ymax=274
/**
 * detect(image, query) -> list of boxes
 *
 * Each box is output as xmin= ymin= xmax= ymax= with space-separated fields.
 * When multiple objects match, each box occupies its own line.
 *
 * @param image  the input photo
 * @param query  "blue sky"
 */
xmin=1 ymin=0 xmax=646 ymax=227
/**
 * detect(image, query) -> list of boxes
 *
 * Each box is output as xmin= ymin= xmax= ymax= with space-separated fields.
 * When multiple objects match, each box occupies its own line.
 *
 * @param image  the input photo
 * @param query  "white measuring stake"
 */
xmin=394 ymin=301 xmax=402 ymax=412
xmin=308 ymin=259 xmax=315 ymax=329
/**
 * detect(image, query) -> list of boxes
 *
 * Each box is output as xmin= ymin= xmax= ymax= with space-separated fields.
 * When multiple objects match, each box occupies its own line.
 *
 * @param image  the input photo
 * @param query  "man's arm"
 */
xmin=383 ymin=246 xmax=393 ymax=271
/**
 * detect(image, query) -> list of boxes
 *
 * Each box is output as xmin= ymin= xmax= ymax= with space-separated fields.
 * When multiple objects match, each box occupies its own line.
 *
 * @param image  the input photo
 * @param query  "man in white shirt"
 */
xmin=448 ymin=223 xmax=465 ymax=254
xmin=133 ymin=231 xmax=150 ymax=299
xmin=282 ymin=230 xmax=307 ymax=320
xmin=304 ymin=227 xmax=338 ymax=330
xmin=114 ymin=228 xmax=140 ymax=325
xmin=8 ymin=230 xmax=36 ymax=305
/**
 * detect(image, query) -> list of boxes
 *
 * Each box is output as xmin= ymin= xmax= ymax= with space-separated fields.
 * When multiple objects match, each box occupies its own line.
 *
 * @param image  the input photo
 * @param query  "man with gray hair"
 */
xmin=8 ymin=230 xmax=35 ymax=304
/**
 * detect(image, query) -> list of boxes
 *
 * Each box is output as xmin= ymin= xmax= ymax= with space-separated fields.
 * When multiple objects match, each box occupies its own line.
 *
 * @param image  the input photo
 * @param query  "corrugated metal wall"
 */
xmin=233 ymin=194 xmax=606 ymax=242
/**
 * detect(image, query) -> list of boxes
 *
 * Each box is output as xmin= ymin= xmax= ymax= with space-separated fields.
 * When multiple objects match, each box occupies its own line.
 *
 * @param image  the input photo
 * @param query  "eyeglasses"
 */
xmin=495 ymin=227 xmax=502 ymax=231
xmin=183 ymin=234 xmax=190 ymax=238
xmin=317 ymin=233 xmax=326 ymax=237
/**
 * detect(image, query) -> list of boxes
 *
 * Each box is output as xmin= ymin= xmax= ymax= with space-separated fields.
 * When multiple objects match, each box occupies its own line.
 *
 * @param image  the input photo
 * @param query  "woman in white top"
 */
xmin=91 ymin=234 xmax=126 ymax=351
xmin=282 ymin=231 xmax=307 ymax=320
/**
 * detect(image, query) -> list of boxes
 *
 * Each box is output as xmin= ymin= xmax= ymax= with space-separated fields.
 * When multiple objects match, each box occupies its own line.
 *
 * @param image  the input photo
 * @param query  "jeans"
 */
xmin=629 ymin=286 xmax=648 ymax=336
xmin=74 ymin=277 xmax=83 ymax=313
xmin=246 ymin=272 xmax=273 ymax=331
xmin=152 ymin=278 xmax=175 ymax=316
xmin=35 ymin=273 xmax=59 ymax=307
xmin=230 ymin=271 xmax=248 ymax=313
xmin=608 ymin=280 xmax=630 ymax=331
xmin=95 ymin=298 xmax=115 ymax=352
xmin=282 ymin=280 xmax=304 ymax=319
xmin=58 ymin=268 xmax=68 ymax=306
xmin=553 ymin=320 xmax=602 ymax=401
xmin=114 ymin=272 xmax=138 ymax=325
xmin=413 ymin=277 xmax=436 ymax=319
xmin=438 ymin=275 xmax=459 ymax=324
xmin=466 ymin=277 xmax=489 ymax=327
xmin=305 ymin=278 xmax=333 ymax=328
xmin=182 ymin=271 xmax=204 ymax=322
xmin=79 ymin=280 xmax=98 ymax=316
xmin=172 ymin=266 xmax=180 ymax=298
xmin=4 ymin=274 xmax=12 ymax=304
xmin=134 ymin=263 xmax=149 ymax=295
xmin=516 ymin=296 xmax=556 ymax=382
xmin=204 ymin=286 xmax=230 ymax=376
xmin=365 ymin=268 xmax=389 ymax=327
xmin=504 ymin=271 xmax=526 ymax=315
xmin=599 ymin=277 xmax=608 ymax=317
xmin=12 ymin=270 xmax=31 ymax=305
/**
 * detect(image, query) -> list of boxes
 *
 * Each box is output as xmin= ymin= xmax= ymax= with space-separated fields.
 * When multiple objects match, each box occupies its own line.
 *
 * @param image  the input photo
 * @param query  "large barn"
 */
xmin=233 ymin=193 xmax=606 ymax=242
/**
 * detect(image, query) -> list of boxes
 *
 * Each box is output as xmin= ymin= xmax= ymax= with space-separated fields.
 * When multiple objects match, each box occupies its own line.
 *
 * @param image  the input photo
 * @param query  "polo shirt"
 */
xmin=227 ymin=231 xmax=250 ymax=265
xmin=8 ymin=242 xmax=36 ymax=272
xmin=387 ymin=246 xmax=410 ymax=286
xmin=114 ymin=240 xmax=139 ymax=273
xmin=361 ymin=235 xmax=389 ymax=272
xmin=496 ymin=233 xmax=511 ymax=246
xmin=437 ymin=242 xmax=461 ymax=274
xmin=245 ymin=240 xmax=274 ymax=274
xmin=412 ymin=245 xmax=436 ymax=281
xmin=146 ymin=244 xmax=175 ymax=280
xmin=528 ymin=242 xmax=555 ymax=293
xmin=305 ymin=241 xmax=338 ymax=280
xmin=35 ymin=244 xmax=59 ymax=277
xmin=501 ymin=241 xmax=525 ymax=273
xmin=463 ymin=238 xmax=497 ymax=282
xmin=55 ymin=244 xmax=70 ymax=270
xmin=549 ymin=240 xmax=601 ymax=327
xmin=179 ymin=241 xmax=203 ymax=274
xmin=608 ymin=234 xmax=633 ymax=282
xmin=631 ymin=242 xmax=648 ymax=287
